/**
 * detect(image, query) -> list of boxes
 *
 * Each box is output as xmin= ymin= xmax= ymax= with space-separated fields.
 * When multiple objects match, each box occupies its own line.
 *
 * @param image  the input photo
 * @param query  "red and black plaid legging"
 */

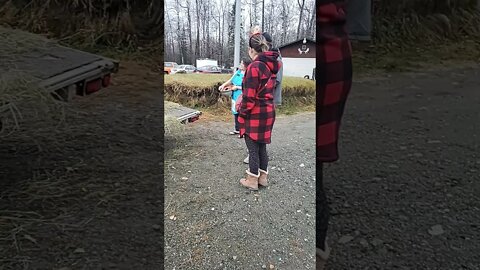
xmin=316 ymin=0 xmax=353 ymax=250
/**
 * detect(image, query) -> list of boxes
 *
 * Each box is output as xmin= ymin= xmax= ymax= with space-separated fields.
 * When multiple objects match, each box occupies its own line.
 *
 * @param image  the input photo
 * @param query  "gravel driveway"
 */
xmin=326 ymin=65 xmax=480 ymax=269
xmin=165 ymin=65 xmax=480 ymax=270
xmin=165 ymin=113 xmax=316 ymax=270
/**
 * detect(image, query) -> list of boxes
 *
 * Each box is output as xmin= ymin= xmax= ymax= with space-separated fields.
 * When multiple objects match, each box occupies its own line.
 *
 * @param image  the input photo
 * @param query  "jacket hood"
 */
xmin=256 ymin=51 xmax=280 ymax=74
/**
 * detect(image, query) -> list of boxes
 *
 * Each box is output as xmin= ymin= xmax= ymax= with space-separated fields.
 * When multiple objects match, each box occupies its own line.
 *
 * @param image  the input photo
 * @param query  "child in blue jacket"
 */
xmin=218 ymin=58 xmax=251 ymax=135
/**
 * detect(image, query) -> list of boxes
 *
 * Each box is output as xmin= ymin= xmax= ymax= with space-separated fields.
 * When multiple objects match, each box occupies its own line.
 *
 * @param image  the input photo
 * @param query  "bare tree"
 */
xmin=164 ymin=0 xmax=315 ymax=63
xmin=178 ymin=0 xmax=194 ymax=63
xmin=195 ymin=0 xmax=201 ymax=59
xmin=296 ymin=0 xmax=305 ymax=39
xmin=280 ymin=0 xmax=289 ymax=44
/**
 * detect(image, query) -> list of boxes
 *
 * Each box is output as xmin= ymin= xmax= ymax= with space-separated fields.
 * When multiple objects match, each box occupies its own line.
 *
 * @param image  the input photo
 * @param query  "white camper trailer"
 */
xmin=196 ymin=58 xmax=218 ymax=68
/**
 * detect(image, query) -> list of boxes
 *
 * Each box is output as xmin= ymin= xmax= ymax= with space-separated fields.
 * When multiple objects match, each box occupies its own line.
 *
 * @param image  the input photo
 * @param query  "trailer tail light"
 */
xmin=86 ymin=79 xmax=102 ymax=94
xmin=102 ymin=74 xmax=111 ymax=87
xmin=189 ymin=116 xmax=199 ymax=123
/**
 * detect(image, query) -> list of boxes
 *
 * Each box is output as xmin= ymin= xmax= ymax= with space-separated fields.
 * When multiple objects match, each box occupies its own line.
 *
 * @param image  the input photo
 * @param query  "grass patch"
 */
xmin=164 ymin=73 xmax=315 ymax=115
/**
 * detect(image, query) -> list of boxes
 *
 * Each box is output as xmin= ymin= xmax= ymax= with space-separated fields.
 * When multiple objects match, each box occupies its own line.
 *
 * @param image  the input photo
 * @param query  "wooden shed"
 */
xmin=278 ymin=38 xmax=316 ymax=79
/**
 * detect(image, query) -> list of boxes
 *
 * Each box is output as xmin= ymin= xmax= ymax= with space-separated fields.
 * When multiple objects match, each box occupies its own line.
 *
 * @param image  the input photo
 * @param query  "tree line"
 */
xmin=164 ymin=0 xmax=316 ymax=67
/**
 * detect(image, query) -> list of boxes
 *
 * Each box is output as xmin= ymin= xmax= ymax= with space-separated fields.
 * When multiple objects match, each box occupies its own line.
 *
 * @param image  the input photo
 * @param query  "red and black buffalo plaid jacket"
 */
xmin=238 ymin=51 xmax=280 ymax=144
xmin=317 ymin=0 xmax=353 ymax=162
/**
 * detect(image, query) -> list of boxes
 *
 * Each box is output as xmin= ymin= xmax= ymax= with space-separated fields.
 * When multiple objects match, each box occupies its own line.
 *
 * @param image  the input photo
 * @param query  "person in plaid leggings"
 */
xmin=316 ymin=0 xmax=353 ymax=269
xmin=237 ymin=32 xmax=281 ymax=190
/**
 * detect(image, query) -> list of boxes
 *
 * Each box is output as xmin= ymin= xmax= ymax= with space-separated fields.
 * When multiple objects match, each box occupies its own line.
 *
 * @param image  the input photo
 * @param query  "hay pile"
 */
xmin=164 ymin=101 xmax=186 ymax=136
xmin=0 ymin=25 xmax=52 ymax=54
xmin=164 ymin=74 xmax=315 ymax=109
xmin=0 ymin=73 xmax=64 ymax=136
xmin=0 ymin=26 xmax=64 ymax=136
xmin=0 ymin=26 xmax=54 ymax=72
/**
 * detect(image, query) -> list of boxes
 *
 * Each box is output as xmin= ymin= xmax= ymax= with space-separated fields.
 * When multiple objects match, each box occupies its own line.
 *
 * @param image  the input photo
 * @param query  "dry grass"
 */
xmin=374 ymin=9 xmax=480 ymax=46
xmin=0 ymin=0 xmax=162 ymax=50
xmin=355 ymin=5 xmax=480 ymax=74
xmin=164 ymin=74 xmax=315 ymax=112
xmin=0 ymin=72 xmax=64 ymax=137
xmin=0 ymin=26 xmax=52 ymax=56
xmin=373 ymin=0 xmax=479 ymax=16
xmin=164 ymin=101 xmax=186 ymax=136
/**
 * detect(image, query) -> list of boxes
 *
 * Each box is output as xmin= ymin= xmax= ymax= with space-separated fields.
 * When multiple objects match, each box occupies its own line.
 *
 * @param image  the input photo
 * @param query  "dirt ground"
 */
xmin=0 ymin=62 xmax=163 ymax=270
xmin=326 ymin=65 xmax=480 ymax=269
xmin=2 ymin=59 xmax=479 ymax=270
xmin=164 ymin=112 xmax=316 ymax=270
xmin=165 ymin=65 xmax=480 ymax=269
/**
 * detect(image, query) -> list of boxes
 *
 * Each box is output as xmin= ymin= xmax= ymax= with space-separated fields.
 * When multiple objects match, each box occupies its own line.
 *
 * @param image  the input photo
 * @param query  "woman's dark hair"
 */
xmin=249 ymin=33 xmax=269 ymax=53
xmin=241 ymin=58 xmax=251 ymax=67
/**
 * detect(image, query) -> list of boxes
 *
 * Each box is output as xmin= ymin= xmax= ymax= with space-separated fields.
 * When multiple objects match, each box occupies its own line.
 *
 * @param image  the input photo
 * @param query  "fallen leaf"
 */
xmin=338 ymin=235 xmax=354 ymax=244
xmin=371 ymin=238 xmax=383 ymax=247
xmin=428 ymin=225 xmax=445 ymax=236
xmin=73 ymin=248 xmax=85 ymax=254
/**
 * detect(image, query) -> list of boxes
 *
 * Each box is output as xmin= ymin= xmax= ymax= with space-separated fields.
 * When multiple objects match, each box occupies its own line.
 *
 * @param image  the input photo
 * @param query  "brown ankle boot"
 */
xmin=240 ymin=170 xmax=259 ymax=190
xmin=258 ymin=169 xmax=268 ymax=187
xmin=316 ymin=242 xmax=330 ymax=270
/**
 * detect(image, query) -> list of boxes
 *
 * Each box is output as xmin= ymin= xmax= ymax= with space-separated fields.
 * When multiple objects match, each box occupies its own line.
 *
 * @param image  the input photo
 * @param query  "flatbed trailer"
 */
xmin=165 ymin=101 xmax=201 ymax=124
xmin=0 ymin=26 xmax=119 ymax=101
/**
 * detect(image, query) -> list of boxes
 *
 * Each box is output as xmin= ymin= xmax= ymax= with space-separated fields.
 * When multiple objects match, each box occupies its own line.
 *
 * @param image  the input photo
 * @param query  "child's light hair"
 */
xmin=250 ymin=25 xmax=262 ymax=35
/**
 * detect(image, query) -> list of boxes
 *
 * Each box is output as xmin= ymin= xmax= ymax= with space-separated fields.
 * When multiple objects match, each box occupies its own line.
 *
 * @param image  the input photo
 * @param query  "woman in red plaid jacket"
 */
xmin=237 ymin=33 xmax=281 ymax=190
xmin=316 ymin=0 xmax=353 ymax=269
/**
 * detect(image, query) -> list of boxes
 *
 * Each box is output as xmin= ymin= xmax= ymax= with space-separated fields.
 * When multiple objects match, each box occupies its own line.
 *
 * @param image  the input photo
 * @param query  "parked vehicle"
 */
xmin=164 ymin=62 xmax=178 ymax=74
xmin=196 ymin=59 xmax=218 ymax=68
xmin=195 ymin=65 xmax=222 ymax=74
xmin=171 ymin=64 xmax=197 ymax=74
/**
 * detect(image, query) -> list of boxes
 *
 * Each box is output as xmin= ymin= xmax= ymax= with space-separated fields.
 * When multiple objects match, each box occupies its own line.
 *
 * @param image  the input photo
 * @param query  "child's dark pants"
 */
xmin=234 ymin=114 xmax=240 ymax=131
